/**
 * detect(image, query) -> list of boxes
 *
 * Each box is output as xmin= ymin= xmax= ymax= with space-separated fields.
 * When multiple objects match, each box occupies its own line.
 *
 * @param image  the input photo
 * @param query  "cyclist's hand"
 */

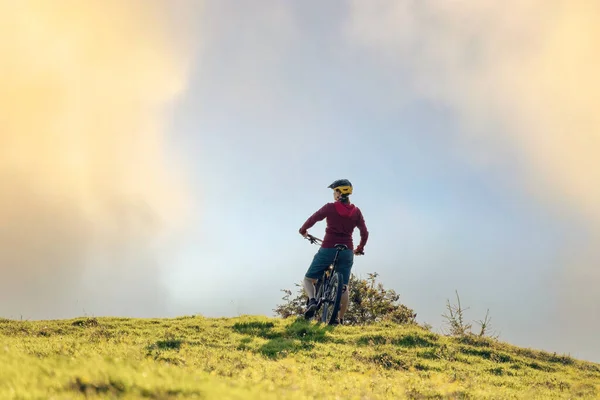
xmin=354 ymin=248 xmax=364 ymax=256
xmin=299 ymin=229 xmax=308 ymax=238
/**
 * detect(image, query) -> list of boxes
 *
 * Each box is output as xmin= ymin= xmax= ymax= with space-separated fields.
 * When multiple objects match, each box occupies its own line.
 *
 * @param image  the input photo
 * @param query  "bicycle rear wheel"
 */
xmin=321 ymin=271 xmax=343 ymax=325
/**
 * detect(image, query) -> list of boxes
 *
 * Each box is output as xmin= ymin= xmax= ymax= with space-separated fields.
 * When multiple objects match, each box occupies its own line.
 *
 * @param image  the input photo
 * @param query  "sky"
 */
xmin=1 ymin=1 xmax=600 ymax=363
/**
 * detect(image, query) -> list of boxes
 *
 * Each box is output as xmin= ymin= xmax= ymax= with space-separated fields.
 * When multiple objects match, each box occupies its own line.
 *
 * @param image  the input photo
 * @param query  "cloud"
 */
xmin=0 ymin=0 xmax=193 ymax=319
xmin=345 ymin=0 xmax=600 ymax=360
xmin=346 ymin=0 xmax=600 ymax=224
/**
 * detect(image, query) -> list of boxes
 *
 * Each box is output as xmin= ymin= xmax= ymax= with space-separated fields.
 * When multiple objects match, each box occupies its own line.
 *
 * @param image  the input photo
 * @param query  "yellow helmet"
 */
xmin=328 ymin=179 xmax=353 ymax=195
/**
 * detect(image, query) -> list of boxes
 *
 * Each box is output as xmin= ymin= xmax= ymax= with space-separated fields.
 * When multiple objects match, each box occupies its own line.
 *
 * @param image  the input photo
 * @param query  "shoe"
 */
xmin=304 ymin=298 xmax=317 ymax=319
xmin=330 ymin=318 xmax=344 ymax=326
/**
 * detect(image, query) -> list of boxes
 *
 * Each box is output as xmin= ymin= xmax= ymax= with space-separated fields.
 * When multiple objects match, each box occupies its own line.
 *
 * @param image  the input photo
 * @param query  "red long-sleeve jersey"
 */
xmin=299 ymin=201 xmax=369 ymax=252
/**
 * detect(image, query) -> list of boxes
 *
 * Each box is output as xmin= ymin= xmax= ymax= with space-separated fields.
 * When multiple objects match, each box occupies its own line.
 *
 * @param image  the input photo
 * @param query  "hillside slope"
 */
xmin=0 ymin=315 xmax=598 ymax=399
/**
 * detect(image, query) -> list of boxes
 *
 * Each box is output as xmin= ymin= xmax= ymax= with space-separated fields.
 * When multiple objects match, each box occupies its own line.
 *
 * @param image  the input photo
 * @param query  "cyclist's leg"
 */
xmin=336 ymin=250 xmax=354 ymax=321
xmin=339 ymin=285 xmax=350 ymax=320
xmin=302 ymin=277 xmax=318 ymax=300
xmin=304 ymin=247 xmax=336 ymax=298
xmin=303 ymin=248 xmax=336 ymax=317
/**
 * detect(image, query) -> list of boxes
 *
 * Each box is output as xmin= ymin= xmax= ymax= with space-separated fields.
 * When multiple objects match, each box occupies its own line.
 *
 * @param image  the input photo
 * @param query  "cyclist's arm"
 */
xmin=355 ymin=210 xmax=369 ymax=252
xmin=299 ymin=203 xmax=330 ymax=235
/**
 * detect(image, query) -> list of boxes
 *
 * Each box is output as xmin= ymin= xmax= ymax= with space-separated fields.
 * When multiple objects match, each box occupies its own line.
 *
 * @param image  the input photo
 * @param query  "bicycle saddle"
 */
xmin=334 ymin=244 xmax=348 ymax=251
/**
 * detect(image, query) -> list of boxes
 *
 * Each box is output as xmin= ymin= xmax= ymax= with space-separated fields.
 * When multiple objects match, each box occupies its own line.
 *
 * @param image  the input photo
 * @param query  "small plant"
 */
xmin=71 ymin=317 xmax=99 ymax=328
xmin=441 ymin=290 xmax=499 ymax=339
xmin=273 ymin=284 xmax=307 ymax=319
xmin=476 ymin=308 xmax=498 ymax=338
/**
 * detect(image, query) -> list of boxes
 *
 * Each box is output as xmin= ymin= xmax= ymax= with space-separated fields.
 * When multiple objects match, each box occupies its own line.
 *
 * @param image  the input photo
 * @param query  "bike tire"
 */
xmin=322 ymin=271 xmax=344 ymax=325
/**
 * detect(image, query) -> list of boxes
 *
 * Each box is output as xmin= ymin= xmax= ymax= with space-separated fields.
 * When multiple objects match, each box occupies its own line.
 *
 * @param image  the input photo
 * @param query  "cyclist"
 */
xmin=299 ymin=179 xmax=369 ymax=324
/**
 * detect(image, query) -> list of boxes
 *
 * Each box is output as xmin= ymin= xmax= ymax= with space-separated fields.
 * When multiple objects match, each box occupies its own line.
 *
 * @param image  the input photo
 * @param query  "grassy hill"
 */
xmin=1 ymin=315 xmax=599 ymax=399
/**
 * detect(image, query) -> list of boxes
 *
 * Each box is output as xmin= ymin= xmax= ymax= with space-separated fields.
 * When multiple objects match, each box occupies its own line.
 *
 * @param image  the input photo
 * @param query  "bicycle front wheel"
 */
xmin=321 ymin=271 xmax=343 ymax=325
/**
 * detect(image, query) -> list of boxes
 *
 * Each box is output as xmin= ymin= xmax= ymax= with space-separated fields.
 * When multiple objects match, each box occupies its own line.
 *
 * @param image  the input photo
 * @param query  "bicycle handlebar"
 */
xmin=305 ymin=234 xmax=322 ymax=245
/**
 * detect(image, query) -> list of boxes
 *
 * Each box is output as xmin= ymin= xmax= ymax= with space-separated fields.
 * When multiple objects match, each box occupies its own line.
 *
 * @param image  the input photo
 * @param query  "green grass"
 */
xmin=1 ymin=315 xmax=599 ymax=399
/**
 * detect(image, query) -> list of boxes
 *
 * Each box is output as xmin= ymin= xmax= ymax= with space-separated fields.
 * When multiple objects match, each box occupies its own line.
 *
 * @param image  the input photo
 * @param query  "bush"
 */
xmin=274 ymin=272 xmax=417 ymax=325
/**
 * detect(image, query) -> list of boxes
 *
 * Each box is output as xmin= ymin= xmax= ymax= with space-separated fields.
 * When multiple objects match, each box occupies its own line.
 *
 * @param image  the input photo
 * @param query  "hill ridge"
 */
xmin=1 ymin=315 xmax=599 ymax=399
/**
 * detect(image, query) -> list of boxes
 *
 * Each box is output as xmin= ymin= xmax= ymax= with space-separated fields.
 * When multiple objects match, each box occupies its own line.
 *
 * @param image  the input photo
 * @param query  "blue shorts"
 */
xmin=305 ymin=247 xmax=354 ymax=285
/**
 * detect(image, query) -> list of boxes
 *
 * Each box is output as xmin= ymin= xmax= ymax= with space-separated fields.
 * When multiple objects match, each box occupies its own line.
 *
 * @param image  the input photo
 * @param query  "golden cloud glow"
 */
xmin=0 ymin=0 xmax=192 ymax=318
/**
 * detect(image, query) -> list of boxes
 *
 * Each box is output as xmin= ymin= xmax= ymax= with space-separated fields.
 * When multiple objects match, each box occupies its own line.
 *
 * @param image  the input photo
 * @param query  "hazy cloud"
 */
xmin=0 ymin=0 xmax=193 ymax=319
xmin=345 ymin=0 xmax=600 ymax=360
xmin=346 ymin=0 xmax=600 ymax=223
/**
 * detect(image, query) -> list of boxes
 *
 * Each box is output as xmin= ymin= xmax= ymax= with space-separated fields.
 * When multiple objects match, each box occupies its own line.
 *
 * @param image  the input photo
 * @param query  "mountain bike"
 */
xmin=304 ymin=234 xmax=362 ymax=325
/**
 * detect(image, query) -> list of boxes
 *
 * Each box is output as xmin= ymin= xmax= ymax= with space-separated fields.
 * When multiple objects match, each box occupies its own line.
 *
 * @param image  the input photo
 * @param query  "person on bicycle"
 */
xmin=299 ymin=178 xmax=369 ymax=324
